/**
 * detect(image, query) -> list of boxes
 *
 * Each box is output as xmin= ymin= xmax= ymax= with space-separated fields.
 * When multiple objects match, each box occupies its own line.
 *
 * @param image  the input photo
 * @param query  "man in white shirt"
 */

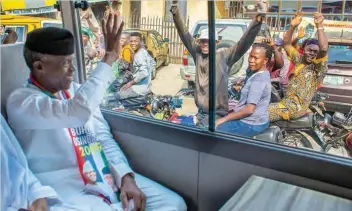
xmin=6 ymin=13 xmax=186 ymax=211
xmin=1 ymin=114 xmax=58 ymax=211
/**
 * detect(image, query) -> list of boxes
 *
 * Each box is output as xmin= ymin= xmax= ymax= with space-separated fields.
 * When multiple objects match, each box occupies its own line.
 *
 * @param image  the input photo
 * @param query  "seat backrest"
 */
xmin=1 ymin=43 xmax=29 ymax=119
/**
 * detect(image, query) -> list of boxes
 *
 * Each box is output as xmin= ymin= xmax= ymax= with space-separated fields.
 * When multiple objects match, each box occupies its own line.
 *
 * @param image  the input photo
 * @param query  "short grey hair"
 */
xmin=23 ymin=47 xmax=46 ymax=71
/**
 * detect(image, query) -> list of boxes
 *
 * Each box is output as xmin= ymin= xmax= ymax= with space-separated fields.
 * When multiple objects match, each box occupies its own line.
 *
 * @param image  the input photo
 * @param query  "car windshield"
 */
xmin=328 ymin=44 xmax=352 ymax=63
xmin=194 ymin=24 xmax=246 ymax=42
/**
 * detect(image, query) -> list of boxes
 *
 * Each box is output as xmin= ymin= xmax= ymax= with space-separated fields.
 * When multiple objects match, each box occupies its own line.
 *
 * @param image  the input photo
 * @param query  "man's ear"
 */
xmin=32 ymin=61 xmax=44 ymax=73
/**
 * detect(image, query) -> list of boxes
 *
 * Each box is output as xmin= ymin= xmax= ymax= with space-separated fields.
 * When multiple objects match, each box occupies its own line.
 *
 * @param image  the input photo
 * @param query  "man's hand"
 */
xmin=97 ymin=48 xmax=106 ymax=58
xmin=101 ymin=12 xmax=124 ymax=66
xmin=29 ymin=198 xmax=48 ymax=211
xmin=121 ymin=81 xmax=133 ymax=91
xmin=297 ymin=26 xmax=306 ymax=39
xmin=3 ymin=29 xmax=18 ymax=44
xmin=291 ymin=11 xmax=303 ymax=27
xmin=215 ymin=118 xmax=226 ymax=128
xmin=256 ymin=0 xmax=268 ymax=14
xmin=120 ymin=175 xmax=146 ymax=211
xmin=262 ymin=37 xmax=275 ymax=47
xmin=314 ymin=12 xmax=325 ymax=27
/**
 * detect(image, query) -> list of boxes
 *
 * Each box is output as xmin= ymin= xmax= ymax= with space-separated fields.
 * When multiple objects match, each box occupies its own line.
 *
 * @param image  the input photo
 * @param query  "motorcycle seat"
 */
xmin=120 ymin=94 xmax=151 ymax=107
xmin=274 ymin=113 xmax=315 ymax=129
xmin=253 ymin=126 xmax=282 ymax=143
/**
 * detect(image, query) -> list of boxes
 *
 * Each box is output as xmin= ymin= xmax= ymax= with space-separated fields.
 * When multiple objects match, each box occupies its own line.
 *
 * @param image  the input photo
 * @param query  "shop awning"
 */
xmin=1 ymin=0 xmax=56 ymax=11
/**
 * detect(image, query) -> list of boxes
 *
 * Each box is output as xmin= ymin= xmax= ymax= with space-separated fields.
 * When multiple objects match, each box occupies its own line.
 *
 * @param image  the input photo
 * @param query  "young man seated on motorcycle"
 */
xmin=108 ymin=32 xmax=134 ymax=93
xmin=170 ymin=0 xmax=267 ymax=127
xmin=215 ymin=43 xmax=272 ymax=137
xmin=269 ymin=11 xmax=328 ymax=122
xmin=111 ymin=32 xmax=155 ymax=101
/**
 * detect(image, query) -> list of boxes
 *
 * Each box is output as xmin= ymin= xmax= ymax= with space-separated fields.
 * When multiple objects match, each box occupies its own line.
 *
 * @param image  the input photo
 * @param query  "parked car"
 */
xmin=319 ymin=39 xmax=352 ymax=114
xmin=123 ymin=29 xmax=170 ymax=80
xmin=179 ymin=19 xmax=253 ymax=88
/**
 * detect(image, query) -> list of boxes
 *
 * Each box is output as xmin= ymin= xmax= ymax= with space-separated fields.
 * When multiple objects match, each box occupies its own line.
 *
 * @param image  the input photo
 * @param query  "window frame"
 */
xmin=59 ymin=0 xmax=352 ymax=183
xmin=3 ymin=25 xmax=28 ymax=43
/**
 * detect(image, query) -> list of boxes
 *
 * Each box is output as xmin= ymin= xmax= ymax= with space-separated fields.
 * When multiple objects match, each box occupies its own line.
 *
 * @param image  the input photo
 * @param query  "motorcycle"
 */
xmin=255 ymin=92 xmax=352 ymax=158
xmin=101 ymin=92 xmax=154 ymax=117
xmin=150 ymin=95 xmax=183 ymax=121
xmin=313 ymin=107 xmax=352 ymax=157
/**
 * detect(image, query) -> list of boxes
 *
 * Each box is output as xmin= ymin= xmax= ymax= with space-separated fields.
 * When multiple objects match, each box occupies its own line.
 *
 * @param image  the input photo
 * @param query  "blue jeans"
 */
xmin=217 ymin=120 xmax=269 ymax=137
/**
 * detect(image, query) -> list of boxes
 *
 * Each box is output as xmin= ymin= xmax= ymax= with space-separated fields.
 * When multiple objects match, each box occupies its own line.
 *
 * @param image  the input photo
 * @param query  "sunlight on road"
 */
xmin=151 ymin=64 xmax=198 ymax=115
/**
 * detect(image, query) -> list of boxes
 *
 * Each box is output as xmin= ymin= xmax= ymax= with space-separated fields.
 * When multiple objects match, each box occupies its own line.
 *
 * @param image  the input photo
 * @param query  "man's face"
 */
xmin=199 ymin=39 xmax=209 ymax=54
xmin=248 ymin=47 xmax=268 ymax=71
xmin=130 ymin=36 xmax=141 ymax=51
xmin=120 ymin=34 xmax=130 ymax=47
xmin=35 ymin=54 xmax=76 ymax=91
xmin=84 ymin=170 xmax=97 ymax=184
xmin=303 ymin=44 xmax=320 ymax=64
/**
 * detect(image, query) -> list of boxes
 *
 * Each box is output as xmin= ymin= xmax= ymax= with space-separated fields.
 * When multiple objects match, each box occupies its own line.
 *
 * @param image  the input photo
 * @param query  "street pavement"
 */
xmin=151 ymin=64 xmax=198 ymax=115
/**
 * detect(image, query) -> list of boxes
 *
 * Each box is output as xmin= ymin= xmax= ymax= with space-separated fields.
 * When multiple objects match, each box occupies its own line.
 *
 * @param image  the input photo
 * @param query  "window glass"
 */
xmin=215 ymin=0 xmax=352 ymax=160
xmin=0 ymin=1 xmax=61 ymax=44
xmin=150 ymin=33 xmax=161 ymax=48
xmin=194 ymin=24 xmax=246 ymax=43
xmin=78 ymin=0 xmax=208 ymax=129
xmin=2 ymin=25 xmax=27 ymax=42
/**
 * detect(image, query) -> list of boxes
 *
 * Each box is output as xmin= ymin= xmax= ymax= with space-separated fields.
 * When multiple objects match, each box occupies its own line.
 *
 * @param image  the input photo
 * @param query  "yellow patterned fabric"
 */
xmin=269 ymin=46 xmax=327 ymax=121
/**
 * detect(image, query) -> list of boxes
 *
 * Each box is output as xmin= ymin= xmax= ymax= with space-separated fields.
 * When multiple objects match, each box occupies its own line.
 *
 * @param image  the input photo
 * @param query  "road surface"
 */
xmin=151 ymin=64 xmax=198 ymax=115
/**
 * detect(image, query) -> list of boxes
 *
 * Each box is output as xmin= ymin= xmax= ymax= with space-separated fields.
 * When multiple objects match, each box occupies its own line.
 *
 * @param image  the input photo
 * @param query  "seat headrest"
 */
xmin=1 ymin=43 xmax=29 ymax=119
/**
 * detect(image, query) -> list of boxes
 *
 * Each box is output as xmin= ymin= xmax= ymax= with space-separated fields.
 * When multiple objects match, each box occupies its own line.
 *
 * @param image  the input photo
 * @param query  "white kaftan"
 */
xmin=6 ymin=62 xmax=186 ymax=211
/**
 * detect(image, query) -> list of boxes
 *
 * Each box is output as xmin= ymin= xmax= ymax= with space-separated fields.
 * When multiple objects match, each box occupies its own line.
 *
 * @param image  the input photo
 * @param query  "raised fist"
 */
xmin=256 ymin=0 xmax=268 ymax=14
xmin=314 ymin=12 xmax=325 ymax=26
xmin=291 ymin=11 xmax=303 ymax=27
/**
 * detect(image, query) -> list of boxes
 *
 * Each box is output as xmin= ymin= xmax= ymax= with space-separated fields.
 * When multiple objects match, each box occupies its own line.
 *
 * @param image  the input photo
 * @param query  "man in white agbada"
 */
xmin=6 ymin=13 xmax=186 ymax=211
xmin=1 ymin=113 xmax=57 ymax=211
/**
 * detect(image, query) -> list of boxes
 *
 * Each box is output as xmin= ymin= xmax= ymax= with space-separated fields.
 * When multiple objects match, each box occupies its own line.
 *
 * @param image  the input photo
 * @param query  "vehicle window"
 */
xmin=1 ymin=2 xmax=61 ymax=44
xmin=154 ymin=32 xmax=165 ymax=44
xmin=3 ymin=26 xmax=27 ymax=43
xmin=150 ymin=33 xmax=161 ymax=47
xmin=77 ymin=0 xmax=207 ymax=131
xmin=328 ymin=44 xmax=352 ymax=64
xmin=71 ymin=0 xmax=352 ymax=160
xmin=194 ymin=24 xmax=246 ymax=42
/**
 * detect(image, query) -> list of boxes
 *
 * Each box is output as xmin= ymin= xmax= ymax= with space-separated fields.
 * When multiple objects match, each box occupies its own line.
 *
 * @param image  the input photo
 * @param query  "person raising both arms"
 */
xmin=269 ymin=11 xmax=328 ymax=122
xmin=170 ymin=0 xmax=267 ymax=126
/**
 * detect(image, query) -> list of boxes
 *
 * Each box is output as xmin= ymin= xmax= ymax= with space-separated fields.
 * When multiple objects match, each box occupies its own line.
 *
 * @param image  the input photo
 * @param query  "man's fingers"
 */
xmin=112 ymin=14 xmax=119 ymax=35
xmin=101 ymin=18 xmax=107 ymax=36
xmin=140 ymin=193 xmax=146 ymax=211
xmin=120 ymin=192 xmax=129 ymax=211
xmin=115 ymin=21 xmax=125 ymax=41
xmin=132 ymin=193 xmax=142 ymax=211
xmin=107 ymin=13 xmax=113 ymax=33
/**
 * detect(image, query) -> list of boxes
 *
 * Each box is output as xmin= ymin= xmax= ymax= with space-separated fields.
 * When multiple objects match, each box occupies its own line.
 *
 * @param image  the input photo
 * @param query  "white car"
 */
xmin=180 ymin=19 xmax=253 ymax=88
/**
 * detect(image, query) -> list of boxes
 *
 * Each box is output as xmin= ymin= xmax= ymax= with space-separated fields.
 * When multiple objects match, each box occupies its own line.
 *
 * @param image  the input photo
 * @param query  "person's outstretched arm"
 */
xmin=170 ymin=0 xmax=197 ymax=60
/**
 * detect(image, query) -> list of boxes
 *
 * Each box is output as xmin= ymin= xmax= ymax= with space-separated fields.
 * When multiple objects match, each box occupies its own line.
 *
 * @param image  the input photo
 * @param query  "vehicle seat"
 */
xmin=274 ymin=113 xmax=315 ymax=129
xmin=1 ymin=43 xmax=29 ymax=120
xmin=253 ymin=126 xmax=282 ymax=143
